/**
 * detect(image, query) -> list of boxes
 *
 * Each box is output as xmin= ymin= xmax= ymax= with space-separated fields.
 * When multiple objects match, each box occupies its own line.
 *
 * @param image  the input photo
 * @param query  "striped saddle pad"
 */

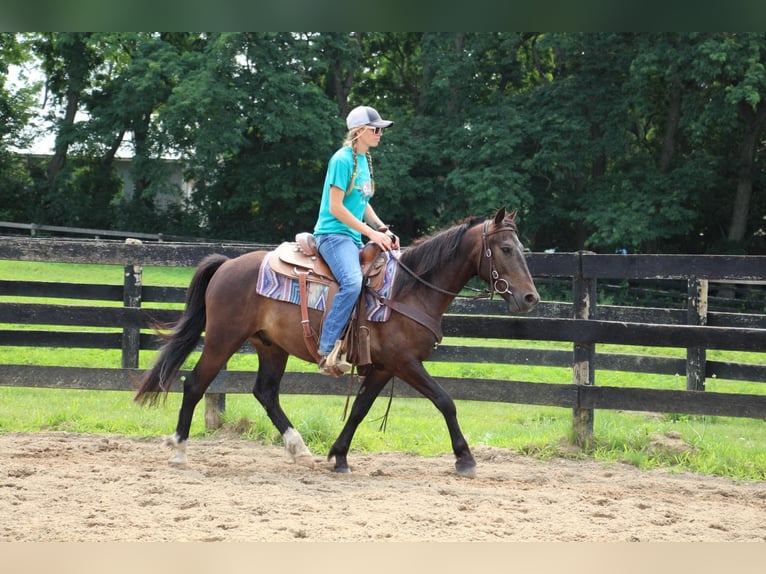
xmin=255 ymin=247 xmax=399 ymax=322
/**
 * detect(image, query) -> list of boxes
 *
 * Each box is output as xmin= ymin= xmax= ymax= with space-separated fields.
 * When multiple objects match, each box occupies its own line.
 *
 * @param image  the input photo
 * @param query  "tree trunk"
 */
xmin=46 ymin=89 xmax=79 ymax=188
xmin=727 ymin=101 xmax=766 ymax=242
xmin=131 ymin=113 xmax=152 ymax=204
xmin=589 ymin=121 xmax=606 ymax=179
xmin=326 ymin=32 xmax=361 ymax=119
xmin=101 ymin=130 xmax=126 ymax=166
xmin=44 ymin=33 xmax=93 ymax=191
xmin=658 ymin=78 xmax=682 ymax=173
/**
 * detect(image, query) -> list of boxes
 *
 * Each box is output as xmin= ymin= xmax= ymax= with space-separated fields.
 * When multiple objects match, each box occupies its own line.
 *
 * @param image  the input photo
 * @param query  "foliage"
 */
xmin=2 ymin=32 xmax=766 ymax=252
xmin=0 ymin=34 xmax=37 ymax=220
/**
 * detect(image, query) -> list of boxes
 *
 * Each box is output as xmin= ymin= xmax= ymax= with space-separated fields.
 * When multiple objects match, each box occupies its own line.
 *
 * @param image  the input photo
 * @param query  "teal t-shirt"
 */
xmin=313 ymin=146 xmax=373 ymax=245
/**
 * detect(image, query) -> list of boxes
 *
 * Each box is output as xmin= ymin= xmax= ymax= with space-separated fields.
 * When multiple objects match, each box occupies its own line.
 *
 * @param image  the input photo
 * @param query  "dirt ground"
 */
xmin=1 ymin=431 xmax=765 ymax=542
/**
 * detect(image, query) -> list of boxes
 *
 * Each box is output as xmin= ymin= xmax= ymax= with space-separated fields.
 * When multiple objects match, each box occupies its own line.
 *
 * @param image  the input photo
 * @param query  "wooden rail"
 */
xmin=1 ymin=236 xmax=765 ymax=445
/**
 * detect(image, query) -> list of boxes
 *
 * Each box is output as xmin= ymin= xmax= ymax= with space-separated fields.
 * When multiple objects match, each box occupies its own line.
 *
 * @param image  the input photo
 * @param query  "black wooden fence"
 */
xmin=1 ymin=236 xmax=766 ymax=444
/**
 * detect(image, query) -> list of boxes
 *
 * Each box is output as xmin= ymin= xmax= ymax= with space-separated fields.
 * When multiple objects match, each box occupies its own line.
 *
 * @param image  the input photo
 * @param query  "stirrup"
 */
xmin=326 ymin=340 xmax=352 ymax=374
xmin=318 ymin=356 xmax=344 ymax=377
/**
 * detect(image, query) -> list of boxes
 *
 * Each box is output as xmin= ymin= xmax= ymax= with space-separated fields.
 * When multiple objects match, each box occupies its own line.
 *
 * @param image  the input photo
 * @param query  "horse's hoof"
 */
xmin=333 ymin=465 xmax=352 ymax=474
xmin=455 ymin=463 xmax=476 ymax=478
xmin=164 ymin=434 xmax=187 ymax=465
xmin=294 ymin=454 xmax=316 ymax=469
xmin=168 ymin=453 xmax=188 ymax=466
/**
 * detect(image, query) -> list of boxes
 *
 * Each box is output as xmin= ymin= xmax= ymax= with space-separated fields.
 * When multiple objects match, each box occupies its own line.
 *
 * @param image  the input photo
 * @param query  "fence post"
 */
xmin=201 ymin=330 xmax=230 ymax=429
xmin=687 ymin=277 xmax=708 ymax=391
xmin=572 ymin=251 xmax=596 ymax=447
xmin=205 ymin=391 xmax=227 ymax=430
xmin=122 ymin=243 xmax=143 ymax=369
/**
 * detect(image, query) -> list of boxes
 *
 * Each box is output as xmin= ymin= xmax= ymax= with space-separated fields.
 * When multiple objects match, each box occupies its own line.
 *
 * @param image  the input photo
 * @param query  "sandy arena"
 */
xmin=1 ymin=431 xmax=765 ymax=542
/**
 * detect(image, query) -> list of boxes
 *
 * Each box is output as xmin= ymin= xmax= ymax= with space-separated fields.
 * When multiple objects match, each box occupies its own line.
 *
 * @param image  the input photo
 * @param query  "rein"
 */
xmin=392 ymin=256 xmax=471 ymax=298
xmin=392 ymin=219 xmax=515 ymax=300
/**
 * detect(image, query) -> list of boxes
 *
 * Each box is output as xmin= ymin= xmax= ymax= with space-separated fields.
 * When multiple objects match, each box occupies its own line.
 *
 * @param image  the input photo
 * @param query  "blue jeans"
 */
xmin=315 ymin=233 xmax=363 ymax=355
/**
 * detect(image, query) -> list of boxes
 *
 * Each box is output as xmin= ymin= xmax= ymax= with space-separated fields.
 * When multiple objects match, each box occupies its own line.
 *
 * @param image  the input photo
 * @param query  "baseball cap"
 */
xmin=346 ymin=105 xmax=394 ymax=130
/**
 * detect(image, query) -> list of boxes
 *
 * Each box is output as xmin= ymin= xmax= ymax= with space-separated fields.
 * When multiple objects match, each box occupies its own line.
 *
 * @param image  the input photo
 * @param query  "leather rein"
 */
xmin=369 ymin=220 xmax=516 ymax=342
xmin=391 ymin=220 xmax=514 ymax=300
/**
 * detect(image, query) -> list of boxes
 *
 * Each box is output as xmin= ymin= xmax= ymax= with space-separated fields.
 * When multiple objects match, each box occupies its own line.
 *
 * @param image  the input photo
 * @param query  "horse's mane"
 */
xmin=394 ymin=216 xmax=486 ymax=295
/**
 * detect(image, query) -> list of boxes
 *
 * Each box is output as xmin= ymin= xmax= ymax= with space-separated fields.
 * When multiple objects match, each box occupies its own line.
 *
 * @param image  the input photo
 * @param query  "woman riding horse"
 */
xmin=135 ymin=208 xmax=539 ymax=477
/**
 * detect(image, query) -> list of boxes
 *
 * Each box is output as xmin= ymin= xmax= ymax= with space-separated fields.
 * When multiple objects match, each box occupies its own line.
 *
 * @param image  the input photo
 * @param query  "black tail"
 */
xmin=134 ymin=254 xmax=229 ymax=406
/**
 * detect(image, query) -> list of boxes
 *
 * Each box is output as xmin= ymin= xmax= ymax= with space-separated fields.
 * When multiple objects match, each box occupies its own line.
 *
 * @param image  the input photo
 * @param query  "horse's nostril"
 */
xmin=525 ymin=292 xmax=539 ymax=306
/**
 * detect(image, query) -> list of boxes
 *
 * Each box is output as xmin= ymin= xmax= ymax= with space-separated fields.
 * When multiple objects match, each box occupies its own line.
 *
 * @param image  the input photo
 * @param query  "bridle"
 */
xmin=366 ymin=217 xmax=519 ymax=346
xmin=479 ymin=219 xmax=516 ymax=298
xmin=390 ymin=218 xmax=517 ymax=301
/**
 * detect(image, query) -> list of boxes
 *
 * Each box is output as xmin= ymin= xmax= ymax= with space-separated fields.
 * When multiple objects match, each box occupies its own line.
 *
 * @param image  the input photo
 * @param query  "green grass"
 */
xmin=2 ymin=385 xmax=764 ymax=480
xmin=2 ymin=259 xmax=766 ymax=481
xmin=0 ymin=260 xmax=193 ymax=286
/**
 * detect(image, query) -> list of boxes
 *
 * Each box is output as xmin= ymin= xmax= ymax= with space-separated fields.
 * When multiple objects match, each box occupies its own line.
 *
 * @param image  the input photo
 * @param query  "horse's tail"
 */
xmin=134 ymin=254 xmax=229 ymax=406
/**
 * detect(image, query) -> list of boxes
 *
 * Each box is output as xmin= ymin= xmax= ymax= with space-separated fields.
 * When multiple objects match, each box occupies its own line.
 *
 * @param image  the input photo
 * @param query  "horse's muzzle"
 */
xmin=507 ymin=290 xmax=540 ymax=314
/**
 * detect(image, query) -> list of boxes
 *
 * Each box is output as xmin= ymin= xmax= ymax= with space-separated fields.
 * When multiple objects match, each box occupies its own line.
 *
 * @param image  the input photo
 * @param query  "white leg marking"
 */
xmin=164 ymin=433 xmax=188 ymax=465
xmin=283 ymin=427 xmax=315 ymax=468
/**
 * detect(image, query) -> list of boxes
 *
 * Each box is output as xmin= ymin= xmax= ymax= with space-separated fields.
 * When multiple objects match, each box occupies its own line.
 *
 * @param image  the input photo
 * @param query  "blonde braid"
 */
xmin=342 ymin=134 xmax=359 ymax=196
xmin=342 ymin=128 xmax=374 ymax=196
xmin=366 ymin=152 xmax=375 ymax=196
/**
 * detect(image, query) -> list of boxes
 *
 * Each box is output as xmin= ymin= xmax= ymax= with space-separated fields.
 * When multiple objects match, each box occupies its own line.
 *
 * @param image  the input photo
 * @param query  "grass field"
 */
xmin=1 ymin=259 xmax=766 ymax=480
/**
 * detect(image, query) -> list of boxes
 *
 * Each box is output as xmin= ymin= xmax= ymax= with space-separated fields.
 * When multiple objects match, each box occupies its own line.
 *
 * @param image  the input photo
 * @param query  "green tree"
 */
xmin=31 ymin=33 xmax=101 ymax=192
xmin=347 ymin=33 xmax=543 ymax=242
xmin=84 ymin=32 xmax=201 ymax=232
xmin=700 ymin=33 xmax=766 ymax=253
xmin=6 ymin=32 xmax=766 ymax=254
xmin=518 ymin=34 xmax=720 ymax=253
xmin=0 ymin=33 xmax=36 ymax=222
xmin=517 ymin=33 xmax=639 ymax=251
xmin=162 ymin=32 xmax=337 ymax=241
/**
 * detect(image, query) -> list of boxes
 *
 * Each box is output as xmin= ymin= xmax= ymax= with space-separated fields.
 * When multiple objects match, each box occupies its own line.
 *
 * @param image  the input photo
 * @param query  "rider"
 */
xmin=313 ymin=105 xmax=399 ymax=376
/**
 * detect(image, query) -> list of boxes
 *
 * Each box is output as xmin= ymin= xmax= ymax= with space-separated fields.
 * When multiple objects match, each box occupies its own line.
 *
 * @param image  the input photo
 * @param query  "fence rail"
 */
xmin=1 ymin=236 xmax=765 ymax=444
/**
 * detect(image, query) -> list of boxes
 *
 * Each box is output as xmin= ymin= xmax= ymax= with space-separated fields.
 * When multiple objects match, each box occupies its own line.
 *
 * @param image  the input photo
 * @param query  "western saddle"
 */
xmin=267 ymin=232 xmax=389 ymax=366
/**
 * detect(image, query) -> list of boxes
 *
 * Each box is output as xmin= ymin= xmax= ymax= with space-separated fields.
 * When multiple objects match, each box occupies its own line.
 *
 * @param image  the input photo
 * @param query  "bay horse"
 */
xmin=134 ymin=207 xmax=539 ymax=477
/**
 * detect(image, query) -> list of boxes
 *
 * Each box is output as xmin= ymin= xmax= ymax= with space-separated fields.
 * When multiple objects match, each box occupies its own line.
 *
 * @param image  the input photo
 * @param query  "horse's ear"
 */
xmin=494 ymin=207 xmax=506 ymax=225
xmin=508 ymin=209 xmax=518 ymax=222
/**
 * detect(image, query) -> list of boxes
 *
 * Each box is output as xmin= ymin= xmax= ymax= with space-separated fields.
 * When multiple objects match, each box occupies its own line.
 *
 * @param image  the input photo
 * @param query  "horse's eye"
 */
xmin=500 ymin=246 xmax=512 ymax=255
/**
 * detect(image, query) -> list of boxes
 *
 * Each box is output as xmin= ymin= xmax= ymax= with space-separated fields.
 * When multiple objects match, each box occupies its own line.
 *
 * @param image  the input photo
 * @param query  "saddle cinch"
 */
xmin=268 ymin=232 xmax=389 ymax=366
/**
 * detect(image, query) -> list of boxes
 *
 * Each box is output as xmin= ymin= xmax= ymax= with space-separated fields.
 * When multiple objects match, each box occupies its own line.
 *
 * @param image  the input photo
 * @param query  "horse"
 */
xmin=134 ymin=207 xmax=539 ymax=477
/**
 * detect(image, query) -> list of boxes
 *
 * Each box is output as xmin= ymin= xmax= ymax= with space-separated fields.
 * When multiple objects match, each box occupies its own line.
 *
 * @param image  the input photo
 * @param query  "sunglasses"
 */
xmin=366 ymin=126 xmax=384 ymax=135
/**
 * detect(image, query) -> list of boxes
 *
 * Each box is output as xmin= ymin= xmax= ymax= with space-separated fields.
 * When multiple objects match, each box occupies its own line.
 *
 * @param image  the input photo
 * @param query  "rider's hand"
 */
xmin=372 ymin=229 xmax=394 ymax=251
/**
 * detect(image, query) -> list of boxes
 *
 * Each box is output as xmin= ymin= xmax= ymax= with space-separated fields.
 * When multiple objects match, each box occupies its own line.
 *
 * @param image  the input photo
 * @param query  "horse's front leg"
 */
xmin=399 ymin=360 xmax=476 ymax=477
xmin=328 ymin=370 xmax=392 ymax=473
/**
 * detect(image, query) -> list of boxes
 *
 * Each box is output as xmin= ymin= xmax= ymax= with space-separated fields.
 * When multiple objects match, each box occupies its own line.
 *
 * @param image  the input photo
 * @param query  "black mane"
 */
xmin=393 ymin=216 xmax=486 ymax=296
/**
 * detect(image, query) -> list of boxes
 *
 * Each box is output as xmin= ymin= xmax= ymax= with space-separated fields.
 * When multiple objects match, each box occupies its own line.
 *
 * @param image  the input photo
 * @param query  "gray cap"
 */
xmin=346 ymin=105 xmax=394 ymax=129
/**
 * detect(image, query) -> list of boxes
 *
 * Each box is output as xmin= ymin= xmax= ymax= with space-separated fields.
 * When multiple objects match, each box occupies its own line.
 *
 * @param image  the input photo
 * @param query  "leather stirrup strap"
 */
xmin=298 ymin=271 xmax=321 ymax=361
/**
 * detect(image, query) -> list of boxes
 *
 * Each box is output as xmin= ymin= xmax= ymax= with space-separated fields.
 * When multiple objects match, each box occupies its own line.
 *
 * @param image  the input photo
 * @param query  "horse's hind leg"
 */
xmin=251 ymin=343 xmax=315 ymax=468
xmin=167 ymin=344 xmax=237 ymax=465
